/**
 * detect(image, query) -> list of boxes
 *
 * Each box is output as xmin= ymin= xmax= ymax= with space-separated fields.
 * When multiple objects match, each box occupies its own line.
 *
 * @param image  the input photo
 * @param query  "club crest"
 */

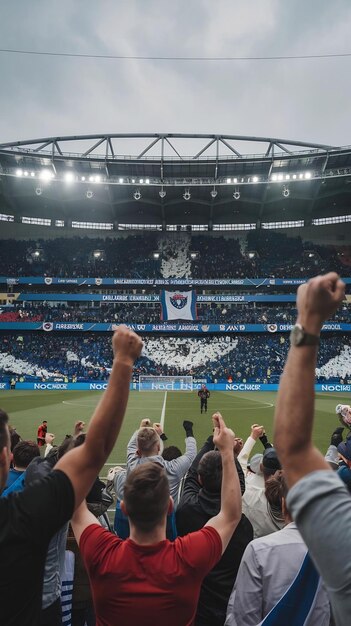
xmin=170 ymin=293 xmax=188 ymax=310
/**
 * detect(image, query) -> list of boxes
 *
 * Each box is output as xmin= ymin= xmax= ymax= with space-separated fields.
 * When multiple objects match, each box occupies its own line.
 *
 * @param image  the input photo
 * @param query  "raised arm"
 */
xmin=56 ymin=325 xmax=143 ymax=507
xmin=273 ymin=273 xmax=345 ymax=487
xmin=237 ymin=424 xmax=264 ymax=473
xmin=205 ymin=413 xmax=242 ymax=554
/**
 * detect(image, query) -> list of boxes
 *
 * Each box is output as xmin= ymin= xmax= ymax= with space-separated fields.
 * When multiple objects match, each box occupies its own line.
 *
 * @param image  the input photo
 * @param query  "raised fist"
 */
xmin=297 ymin=273 xmax=345 ymax=334
xmin=112 ymin=325 xmax=143 ymax=364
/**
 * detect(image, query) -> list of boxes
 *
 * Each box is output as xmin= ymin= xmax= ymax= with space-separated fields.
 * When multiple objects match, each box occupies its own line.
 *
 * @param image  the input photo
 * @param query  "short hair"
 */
xmin=137 ymin=427 xmax=160 ymax=456
xmin=13 ymin=440 xmax=40 ymax=468
xmin=198 ymin=451 xmax=222 ymax=493
xmin=123 ymin=463 xmax=170 ymax=532
xmin=0 ymin=409 xmax=9 ymax=451
xmin=162 ymin=446 xmax=182 ymax=461
xmin=265 ymin=470 xmax=288 ymax=511
xmin=42 ymin=420 xmax=47 ymax=425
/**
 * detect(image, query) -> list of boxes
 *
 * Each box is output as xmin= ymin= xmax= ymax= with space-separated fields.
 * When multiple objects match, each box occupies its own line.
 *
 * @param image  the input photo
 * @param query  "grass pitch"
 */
xmin=0 ymin=389 xmax=348 ymax=478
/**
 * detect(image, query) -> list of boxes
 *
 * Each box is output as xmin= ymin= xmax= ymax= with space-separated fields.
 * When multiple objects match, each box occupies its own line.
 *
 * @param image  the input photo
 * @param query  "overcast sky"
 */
xmin=0 ymin=0 xmax=351 ymax=152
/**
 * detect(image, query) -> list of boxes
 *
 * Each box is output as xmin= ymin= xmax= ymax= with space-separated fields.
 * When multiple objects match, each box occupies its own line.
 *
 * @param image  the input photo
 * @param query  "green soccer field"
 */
xmin=0 ymin=389 xmax=348 ymax=478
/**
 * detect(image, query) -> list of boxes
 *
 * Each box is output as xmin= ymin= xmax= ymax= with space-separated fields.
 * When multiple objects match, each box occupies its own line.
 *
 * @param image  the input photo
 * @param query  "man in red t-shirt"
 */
xmin=37 ymin=420 xmax=48 ymax=447
xmin=72 ymin=413 xmax=242 ymax=626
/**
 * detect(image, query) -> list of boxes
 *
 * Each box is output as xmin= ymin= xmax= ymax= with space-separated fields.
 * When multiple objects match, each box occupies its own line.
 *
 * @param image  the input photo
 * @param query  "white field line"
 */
xmin=160 ymin=391 xmax=168 ymax=430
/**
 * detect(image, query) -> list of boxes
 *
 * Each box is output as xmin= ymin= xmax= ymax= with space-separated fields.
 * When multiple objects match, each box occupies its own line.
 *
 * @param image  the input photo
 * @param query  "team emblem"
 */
xmin=170 ymin=293 xmax=188 ymax=310
xmin=43 ymin=322 xmax=53 ymax=332
xmin=44 ymin=277 xmax=53 ymax=285
xmin=267 ymin=324 xmax=278 ymax=333
xmin=95 ymin=278 xmax=102 ymax=286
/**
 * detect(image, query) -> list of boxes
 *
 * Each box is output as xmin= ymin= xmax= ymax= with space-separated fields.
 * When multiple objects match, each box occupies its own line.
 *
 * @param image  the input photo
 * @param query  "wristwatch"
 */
xmin=290 ymin=323 xmax=320 ymax=347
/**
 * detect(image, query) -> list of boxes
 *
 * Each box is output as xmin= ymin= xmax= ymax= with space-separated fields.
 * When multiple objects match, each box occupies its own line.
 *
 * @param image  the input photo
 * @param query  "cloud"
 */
xmin=0 ymin=0 xmax=350 ymax=147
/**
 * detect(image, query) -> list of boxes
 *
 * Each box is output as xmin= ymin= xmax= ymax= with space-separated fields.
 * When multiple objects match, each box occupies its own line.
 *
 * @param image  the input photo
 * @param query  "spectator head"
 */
xmin=336 ymin=404 xmax=351 ymax=429
xmin=265 ymin=470 xmax=289 ymax=522
xmin=198 ymin=451 xmax=222 ymax=493
xmin=337 ymin=439 xmax=351 ymax=467
xmin=13 ymin=440 xmax=40 ymax=470
xmin=42 ymin=420 xmax=47 ymax=425
xmin=261 ymin=447 xmax=281 ymax=480
xmin=0 ymin=409 xmax=10 ymax=493
xmin=122 ymin=463 xmax=171 ymax=533
xmin=248 ymin=453 xmax=263 ymax=475
xmin=162 ymin=446 xmax=182 ymax=461
xmin=137 ymin=427 xmax=160 ymax=457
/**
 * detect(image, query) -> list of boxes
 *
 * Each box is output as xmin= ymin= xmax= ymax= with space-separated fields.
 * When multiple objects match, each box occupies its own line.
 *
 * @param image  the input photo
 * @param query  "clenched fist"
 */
xmin=112 ymin=325 xmax=143 ymax=365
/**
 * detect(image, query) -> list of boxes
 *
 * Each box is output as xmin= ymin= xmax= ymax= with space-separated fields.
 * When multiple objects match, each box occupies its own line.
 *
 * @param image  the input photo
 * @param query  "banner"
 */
xmin=160 ymin=290 xmax=197 ymax=321
xmin=0 ymin=321 xmax=349 ymax=333
xmin=1 ymin=381 xmax=350 ymax=392
xmin=2 ymin=276 xmax=351 ymax=286
xmin=16 ymin=292 xmax=298 ymax=303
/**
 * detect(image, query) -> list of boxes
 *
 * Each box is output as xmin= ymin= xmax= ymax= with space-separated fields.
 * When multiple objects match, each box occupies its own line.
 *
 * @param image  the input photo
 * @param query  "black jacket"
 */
xmin=176 ymin=436 xmax=253 ymax=626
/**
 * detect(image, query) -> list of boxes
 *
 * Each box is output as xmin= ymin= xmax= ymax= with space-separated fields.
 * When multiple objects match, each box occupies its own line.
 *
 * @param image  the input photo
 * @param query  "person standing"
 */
xmin=198 ymin=384 xmax=210 ymax=414
xmin=37 ymin=420 xmax=48 ymax=447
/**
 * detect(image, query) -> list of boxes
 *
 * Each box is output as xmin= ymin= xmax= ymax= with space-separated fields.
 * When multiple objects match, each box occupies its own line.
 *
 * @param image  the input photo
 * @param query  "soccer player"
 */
xmin=198 ymin=384 xmax=210 ymax=414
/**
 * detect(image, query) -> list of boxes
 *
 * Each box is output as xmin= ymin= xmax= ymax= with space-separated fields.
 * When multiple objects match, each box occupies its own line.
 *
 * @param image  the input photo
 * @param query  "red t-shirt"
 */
xmin=80 ymin=524 xmax=222 ymax=626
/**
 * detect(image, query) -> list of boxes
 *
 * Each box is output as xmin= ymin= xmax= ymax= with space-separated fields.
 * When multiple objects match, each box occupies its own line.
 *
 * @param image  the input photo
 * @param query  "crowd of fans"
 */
xmin=0 ymin=332 xmax=349 ymax=383
xmin=0 ymin=232 xmax=349 ymax=279
xmin=1 ymin=276 xmax=351 ymax=626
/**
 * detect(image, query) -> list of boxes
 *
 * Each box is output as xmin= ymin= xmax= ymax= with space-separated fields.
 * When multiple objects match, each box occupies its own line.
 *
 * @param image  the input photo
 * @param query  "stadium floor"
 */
xmin=0 ymin=389 xmax=348 ymax=477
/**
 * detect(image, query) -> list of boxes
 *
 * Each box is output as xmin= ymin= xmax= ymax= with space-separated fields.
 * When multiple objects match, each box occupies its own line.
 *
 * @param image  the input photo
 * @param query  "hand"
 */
xmin=296 ymin=273 xmax=345 ymax=335
xmin=112 ymin=325 xmax=143 ymax=365
xmin=153 ymin=422 xmax=163 ymax=436
xmin=330 ymin=426 xmax=344 ymax=447
xmin=74 ymin=421 xmax=85 ymax=436
xmin=213 ymin=413 xmax=235 ymax=452
xmin=250 ymin=424 xmax=264 ymax=440
xmin=183 ymin=420 xmax=194 ymax=437
xmin=233 ymin=437 xmax=243 ymax=455
xmin=140 ymin=418 xmax=151 ymax=428
xmin=45 ymin=433 xmax=55 ymax=445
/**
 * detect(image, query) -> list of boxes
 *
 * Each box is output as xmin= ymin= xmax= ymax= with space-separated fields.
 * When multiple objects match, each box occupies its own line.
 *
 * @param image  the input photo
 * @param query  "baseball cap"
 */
xmin=248 ymin=453 xmax=263 ymax=475
xmin=262 ymin=447 xmax=281 ymax=472
xmin=337 ymin=439 xmax=351 ymax=461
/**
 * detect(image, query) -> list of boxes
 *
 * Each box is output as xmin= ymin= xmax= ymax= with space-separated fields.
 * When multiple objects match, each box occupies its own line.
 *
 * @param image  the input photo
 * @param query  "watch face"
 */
xmin=291 ymin=324 xmax=304 ymax=346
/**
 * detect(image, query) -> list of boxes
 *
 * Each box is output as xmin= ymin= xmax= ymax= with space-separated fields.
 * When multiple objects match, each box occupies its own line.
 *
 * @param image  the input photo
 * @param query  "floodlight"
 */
xmin=89 ymin=176 xmax=94 ymax=182
xmin=16 ymin=169 xmax=23 ymax=177
xmin=118 ymin=178 xmax=124 ymax=184
xmin=95 ymin=175 xmax=101 ymax=183
xmin=139 ymin=179 xmax=144 ymax=184
xmin=233 ymin=189 xmax=240 ymax=200
xmin=86 ymin=190 xmax=93 ymax=199
xmin=159 ymin=188 xmax=166 ymax=198
xmin=299 ymin=173 xmax=304 ymax=179
xmin=93 ymin=250 xmax=101 ymax=259
xmin=226 ymin=178 xmax=231 ymax=184
xmin=64 ymin=172 xmax=75 ymax=183
xmin=210 ymin=188 xmax=217 ymax=198
xmin=277 ymin=173 xmax=283 ymax=181
xmin=35 ymin=187 xmax=42 ymax=196
xmin=252 ymin=176 xmax=259 ymax=183
xmin=145 ymin=179 xmax=150 ymax=184
xmin=131 ymin=178 xmax=136 ymax=183
xmin=285 ymin=174 xmax=290 ymax=180
xmin=183 ymin=189 xmax=191 ymax=201
xmin=292 ymin=174 xmax=297 ymax=179
xmin=30 ymin=172 xmax=35 ymax=177
xmin=304 ymin=172 xmax=312 ymax=179
xmin=40 ymin=169 xmax=54 ymax=181
xmin=271 ymin=174 xmax=277 ymax=182
xmin=133 ymin=189 xmax=141 ymax=200
xmin=24 ymin=171 xmax=29 ymax=177
xmin=283 ymin=186 xmax=290 ymax=198
xmin=233 ymin=178 xmax=238 ymax=184
xmin=153 ymin=252 xmax=160 ymax=259
xmin=81 ymin=176 xmax=86 ymax=181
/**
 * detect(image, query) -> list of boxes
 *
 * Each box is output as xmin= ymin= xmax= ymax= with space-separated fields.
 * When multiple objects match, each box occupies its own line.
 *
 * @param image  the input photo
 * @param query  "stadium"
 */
xmin=0 ymin=133 xmax=350 ymax=450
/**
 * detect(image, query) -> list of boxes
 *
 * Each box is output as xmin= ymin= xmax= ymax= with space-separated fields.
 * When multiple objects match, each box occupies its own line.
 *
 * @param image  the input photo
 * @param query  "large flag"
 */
xmin=160 ymin=290 xmax=197 ymax=321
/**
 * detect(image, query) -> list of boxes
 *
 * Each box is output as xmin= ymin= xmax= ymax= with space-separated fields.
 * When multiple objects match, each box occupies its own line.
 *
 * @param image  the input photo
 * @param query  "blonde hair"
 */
xmin=137 ymin=427 xmax=160 ymax=455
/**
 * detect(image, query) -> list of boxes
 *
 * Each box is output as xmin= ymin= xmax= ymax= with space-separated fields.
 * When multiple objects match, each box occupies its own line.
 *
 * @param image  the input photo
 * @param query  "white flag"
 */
xmin=160 ymin=290 xmax=197 ymax=321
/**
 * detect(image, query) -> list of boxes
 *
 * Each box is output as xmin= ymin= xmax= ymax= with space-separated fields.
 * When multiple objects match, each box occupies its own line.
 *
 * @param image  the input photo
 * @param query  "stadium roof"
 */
xmin=0 ymin=133 xmax=351 ymax=227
